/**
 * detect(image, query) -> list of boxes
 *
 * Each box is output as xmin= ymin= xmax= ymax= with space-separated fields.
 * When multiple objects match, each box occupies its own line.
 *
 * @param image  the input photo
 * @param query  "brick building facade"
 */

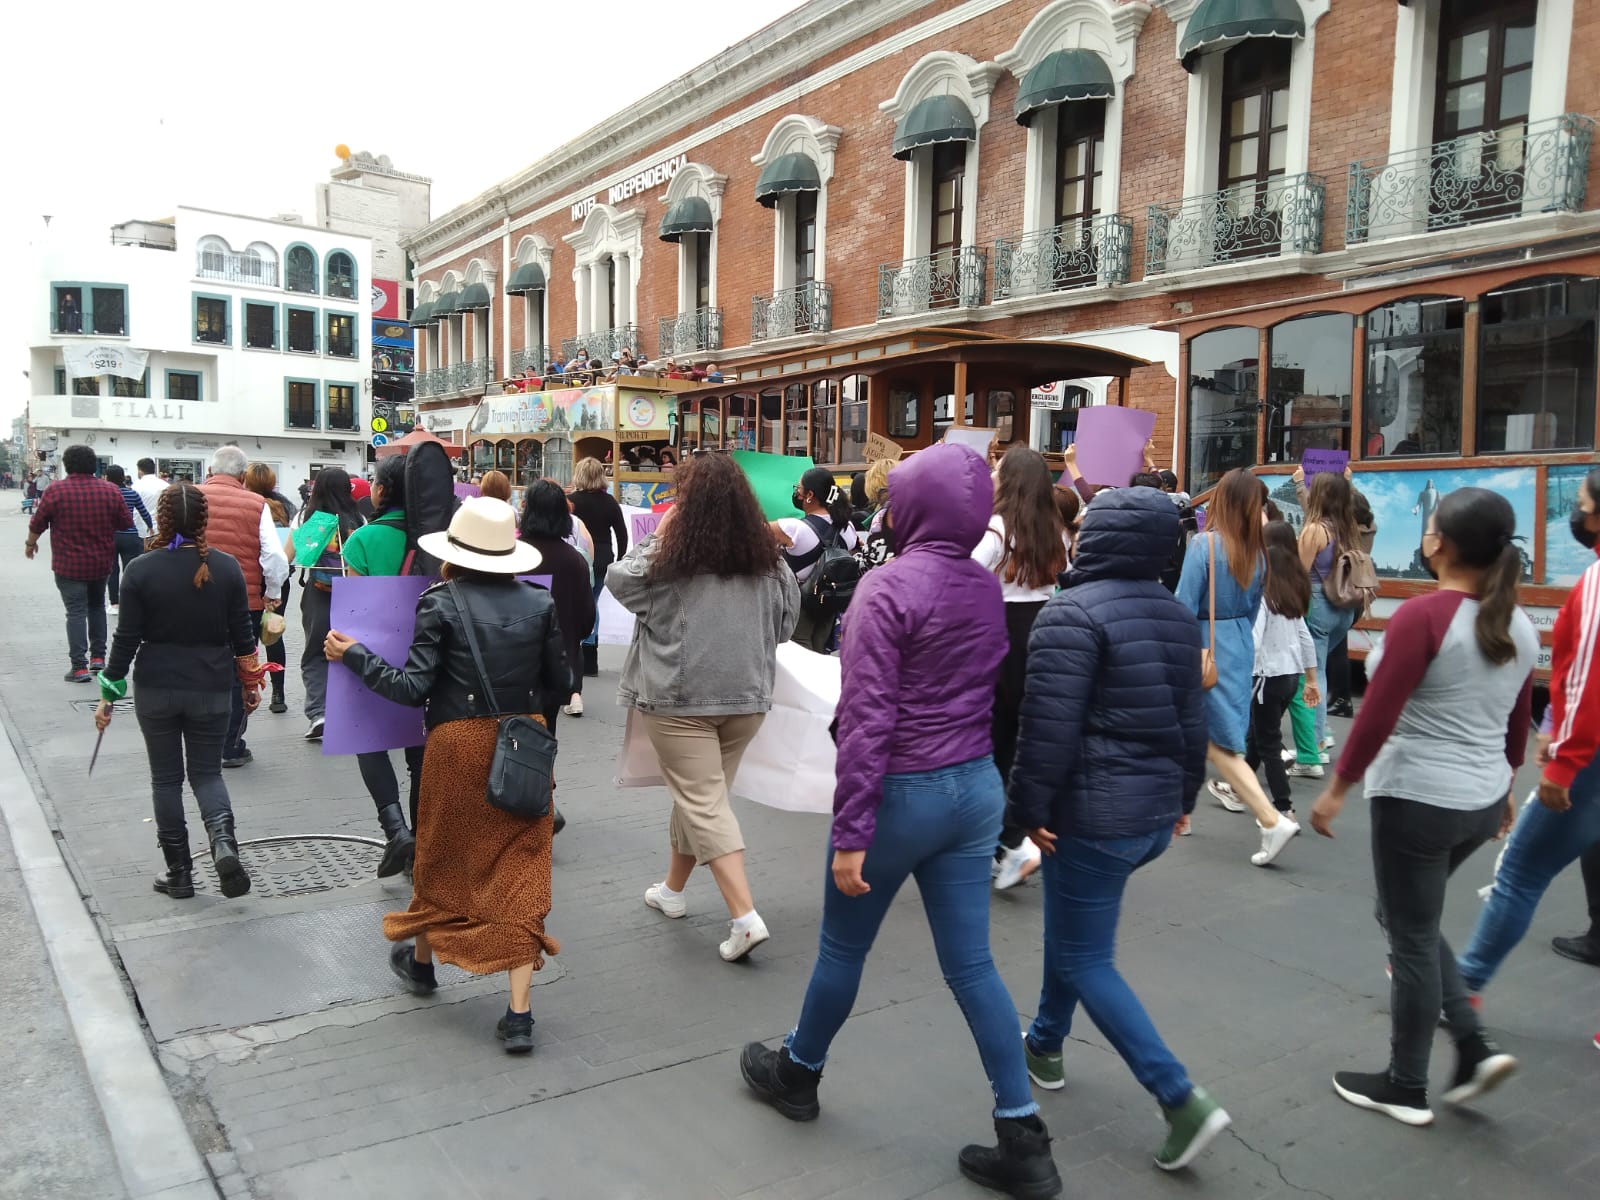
xmin=404 ymin=0 xmax=1598 ymax=523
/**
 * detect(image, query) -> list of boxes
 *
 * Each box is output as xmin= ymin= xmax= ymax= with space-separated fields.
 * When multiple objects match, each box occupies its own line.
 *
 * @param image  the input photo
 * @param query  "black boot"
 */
xmin=389 ymin=943 xmax=436 ymax=995
xmin=581 ymin=642 xmax=599 ymax=678
xmin=375 ymin=803 xmax=415 ymax=879
xmin=552 ymin=805 xmax=567 ymax=836
xmin=269 ymin=681 xmax=287 ymax=714
xmin=958 ymin=1115 xmax=1062 ymax=1200
xmin=153 ymin=832 xmax=194 ymax=899
xmin=204 ymin=815 xmax=252 ymax=898
xmin=740 ymin=1042 xmax=822 ymax=1121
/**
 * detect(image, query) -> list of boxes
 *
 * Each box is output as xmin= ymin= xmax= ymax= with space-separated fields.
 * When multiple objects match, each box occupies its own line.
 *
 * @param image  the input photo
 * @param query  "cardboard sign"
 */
xmin=1303 ymin=449 xmax=1350 ymax=479
xmin=1073 ymin=406 xmax=1156 ymax=486
xmin=863 ymin=431 xmax=905 ymax=463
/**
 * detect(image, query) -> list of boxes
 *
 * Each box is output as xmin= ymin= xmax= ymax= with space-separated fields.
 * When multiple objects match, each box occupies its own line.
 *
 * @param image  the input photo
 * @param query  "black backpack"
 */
xmin=791 ymin=514 xmax=861 ymax=616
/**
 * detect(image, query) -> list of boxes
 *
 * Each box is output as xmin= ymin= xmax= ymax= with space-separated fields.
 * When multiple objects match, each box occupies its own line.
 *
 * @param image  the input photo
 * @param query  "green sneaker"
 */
xmin=1156 ymin=1086 xmax=1231 ymax=1171
xmin=1021 ymin=1031 xmax=1064 ymax=1091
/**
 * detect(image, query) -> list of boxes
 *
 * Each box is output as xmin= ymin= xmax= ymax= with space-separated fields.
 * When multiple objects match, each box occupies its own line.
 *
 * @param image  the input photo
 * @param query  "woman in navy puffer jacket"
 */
xmin=741 ymin=442 xmax=1061 ymax=1200
xmin=1008 ymin=487 xmax=1232 ymax=1173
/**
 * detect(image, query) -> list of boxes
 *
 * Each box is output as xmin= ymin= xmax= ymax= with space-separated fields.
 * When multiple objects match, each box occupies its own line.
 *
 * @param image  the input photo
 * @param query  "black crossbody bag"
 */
xmin=448 ymin=581 xmax=557 ymax=820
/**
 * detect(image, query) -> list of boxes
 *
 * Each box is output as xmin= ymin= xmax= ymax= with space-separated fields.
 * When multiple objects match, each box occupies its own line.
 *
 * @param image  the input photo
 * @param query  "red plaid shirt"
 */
xmin=28 ymin=474 xmax=132 ymax=581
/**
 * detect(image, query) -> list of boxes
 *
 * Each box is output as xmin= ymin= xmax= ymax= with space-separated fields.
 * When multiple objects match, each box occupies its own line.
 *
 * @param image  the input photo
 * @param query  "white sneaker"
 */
xmin=1207 ymin=780 xmax=1245 ymax=812
xmin=304 ymin=718 xmax=324 ymax=742
xmin=1281 ymin=748 xmax=1297 ymax=764
xmin=1287 ymin=762 xmax=1325 ymax=779
xmin=108 ymin=603 xmax=119 ymax=615
xmin=562 ymin=693 xmax=584 ymax=717
xmin=720 ymin=914 xmax=770 ymax=962
xmin=994 ymin=839 xmax=1042 ymax=890
xmin=1281 ymin=748 xmax=1329 ymax=766
xmin=1322 ymin=733 xmax=1336 ymax=750
xmin=644 ymin=882 xmax=686 ymax=919
xmin=1251 ymin=816 xmax=1300 ymax=867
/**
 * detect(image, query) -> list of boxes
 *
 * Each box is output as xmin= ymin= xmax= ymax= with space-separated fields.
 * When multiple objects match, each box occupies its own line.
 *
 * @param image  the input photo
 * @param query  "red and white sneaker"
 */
xmin=1591 ymin=1031 xmax=1598 ymax=1050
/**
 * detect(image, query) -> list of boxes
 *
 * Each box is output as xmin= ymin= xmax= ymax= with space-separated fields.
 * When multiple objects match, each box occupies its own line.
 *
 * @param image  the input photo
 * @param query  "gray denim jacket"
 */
xmin=606 ymin=536 xmax=801 ymax=716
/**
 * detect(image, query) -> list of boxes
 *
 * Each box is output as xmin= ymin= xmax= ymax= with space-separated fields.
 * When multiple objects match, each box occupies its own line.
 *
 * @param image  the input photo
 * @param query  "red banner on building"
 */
xmin=370 ymin=279 xmax=400 ymax=319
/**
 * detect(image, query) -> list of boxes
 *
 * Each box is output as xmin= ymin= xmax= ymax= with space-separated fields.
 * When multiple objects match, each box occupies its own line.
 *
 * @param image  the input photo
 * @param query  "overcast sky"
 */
xmin=1 ymin=0 xmax=803 ymax=427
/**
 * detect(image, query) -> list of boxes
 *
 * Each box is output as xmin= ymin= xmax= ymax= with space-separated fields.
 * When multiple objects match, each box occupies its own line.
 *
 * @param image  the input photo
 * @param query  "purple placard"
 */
xmin=323 ymin=574 xmax=552 ymax=755
xmin=324 ymin=576 xmax=431 ymax=754
xmin=1074 ymin=406 xmax=1156 ymax=486
xmin=454 ymin=481 xmax=481 ymax=500
xmin=631 ymin=512 xmax=662 ymax=542
xmin=1302 ymin=449 xmax=1349 ymax=479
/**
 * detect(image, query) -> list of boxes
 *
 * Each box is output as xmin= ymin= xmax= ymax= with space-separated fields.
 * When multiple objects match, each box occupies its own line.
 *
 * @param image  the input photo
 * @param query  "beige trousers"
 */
xmin=641 ymin=712 xmax=765 ymax=865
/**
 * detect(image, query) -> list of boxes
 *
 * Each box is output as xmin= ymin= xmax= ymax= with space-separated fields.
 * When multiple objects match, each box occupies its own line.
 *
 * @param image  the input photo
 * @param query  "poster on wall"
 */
xmin=1544 ymin=464 xmax=1594 ymax=586
xmin=371 ymin=280 xmax=400 ymax=320
xmin=372 ymin=318 xmax=414 ymax=375
xmin=1361 ymin=467 xmax=1536 ymax=582
xmin=474 ymin=386 xmax=613 ymax=436
xmin=617 ymin=390 xmax=676 ymax=438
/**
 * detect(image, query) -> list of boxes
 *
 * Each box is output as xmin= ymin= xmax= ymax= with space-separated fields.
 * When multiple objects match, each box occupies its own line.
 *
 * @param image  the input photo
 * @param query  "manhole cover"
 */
xmin=68 ymin=697 xmax=134 ymax=713
xmin=189 ymin=835 xmax=387 ymax=899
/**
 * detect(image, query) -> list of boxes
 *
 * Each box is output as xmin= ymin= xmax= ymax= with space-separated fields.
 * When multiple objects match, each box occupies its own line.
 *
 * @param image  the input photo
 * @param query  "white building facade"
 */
xmin=28 ymin=207 xmax=373 ymax=495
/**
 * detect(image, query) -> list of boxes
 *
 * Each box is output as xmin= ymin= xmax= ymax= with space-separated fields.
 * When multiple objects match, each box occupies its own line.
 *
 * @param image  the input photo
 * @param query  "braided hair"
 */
xmin=147 ymin=482 xmax=213 ymax=588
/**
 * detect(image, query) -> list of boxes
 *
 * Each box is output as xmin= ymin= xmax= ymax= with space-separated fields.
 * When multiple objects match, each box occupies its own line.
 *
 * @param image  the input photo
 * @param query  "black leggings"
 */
xmin=264 ymin=580 xmax=290 ymax=693
xmin=1246 ymin=673 xmax=1299 ymax=811
xmin=993 ymin=600 xmax=1047 ymax=852
xmin=1326 ymin=633 xmax=1351 ymax=704
xmin=357 ymin=744 xmax=426 ymax=831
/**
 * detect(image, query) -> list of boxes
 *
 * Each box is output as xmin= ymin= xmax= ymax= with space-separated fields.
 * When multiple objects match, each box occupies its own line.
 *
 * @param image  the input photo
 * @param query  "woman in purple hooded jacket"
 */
xmin=740 ymin=443 xmax=1061 ymax=1200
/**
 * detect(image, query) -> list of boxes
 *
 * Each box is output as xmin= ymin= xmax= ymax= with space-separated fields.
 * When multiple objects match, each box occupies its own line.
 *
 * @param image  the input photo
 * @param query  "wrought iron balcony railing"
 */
xmin=994 ymin=215 xmax=1133 ymax=300
xmin=560 ymin=325 xmax=640 ymax=364
xmin=414 ymin=368 xmax=447 ymax=399
xmin=196 ymin=253 xmax=280 ymax=288
xmin=448 ymin=358 xmax=495 ymax=393
xmin=1146 ymin=173 xmax=1326 ymax=275
xmin=658 ymin=307 xmax=724 ymax=359
xmin=510 ymin=345 xmax=547 ymax=375
xmin=877 ymin=247 xmax=987 ymax=319
xmin=1346 ymin=113 xmax=1595 ymax=246
xmin=752 ymin=281 xmax=833 ymax=341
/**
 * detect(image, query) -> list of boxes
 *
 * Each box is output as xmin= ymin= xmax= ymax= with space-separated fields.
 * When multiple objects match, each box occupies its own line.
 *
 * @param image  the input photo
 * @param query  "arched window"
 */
xmin=285 ymin=245 xmax=318 ymax=294
xmin=197 ymin=236 xmax=229 ymax=279
xmin=1478 ymin=276 xmax=1598 ymax=453
xmin=1267 ymin=312 xmax=1354 ymax=463
xmin=1186 ymin=325 xmax=1261 ymax=493
xmin=326 ymin=251 xmax=356 ymax=299
xmin=1364 ymin=296 xmax=1465 ymax=458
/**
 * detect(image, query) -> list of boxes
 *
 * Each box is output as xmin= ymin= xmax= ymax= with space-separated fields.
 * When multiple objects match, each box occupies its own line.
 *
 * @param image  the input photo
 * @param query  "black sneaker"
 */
xmin=268 ymin=696 xmax=287 ymax=714
xmin=958 ymin=1115 xmax=1063 ymax=1199
xmin=740 ymin=1041 xmax=822 ymax=1121
xmin=1332 ymin=1070 xmax=1433 ymax=1126
xmin=388 ymin=943 xmax=437 ymax=995
xmin=221 ymin=749 xmax=253 ymax=768
xmin=496 ymin=1010 xmax=534 ymax=1054
xmin=89 ymin=656 xmax=106 ymax=672
xmin=1552 ymin=932 xmax=1600 ymax=967
xmin=64 ymin=667 xmax=92 ymax=684
xmin=1442 ymin=1033 xmax=1517 ymax=1106
xmin=1328 ymin=697 xmax=1354 ymax=718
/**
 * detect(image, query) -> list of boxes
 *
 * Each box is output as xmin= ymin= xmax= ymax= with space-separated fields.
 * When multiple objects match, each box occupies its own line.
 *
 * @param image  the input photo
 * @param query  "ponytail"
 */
xmin=1474 ymin=542 xmax=1521 ymax=665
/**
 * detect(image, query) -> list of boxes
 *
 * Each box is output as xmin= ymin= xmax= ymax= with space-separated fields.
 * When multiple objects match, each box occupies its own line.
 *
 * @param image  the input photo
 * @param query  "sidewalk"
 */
xmin=4 ymin=505 xmax=1598 ymax=1200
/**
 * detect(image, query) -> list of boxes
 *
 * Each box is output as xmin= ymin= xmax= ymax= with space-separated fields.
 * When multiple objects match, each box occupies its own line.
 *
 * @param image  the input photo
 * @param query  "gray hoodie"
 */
xmin=607 ymin=536 xmax=800 ymax=717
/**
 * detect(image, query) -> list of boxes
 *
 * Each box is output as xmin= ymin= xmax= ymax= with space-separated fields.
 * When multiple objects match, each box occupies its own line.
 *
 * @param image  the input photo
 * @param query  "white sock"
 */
xmin=657 ymin=881 xmax=682 ymax=900
xmin=731 ymin=910 xmax=761 ymax=934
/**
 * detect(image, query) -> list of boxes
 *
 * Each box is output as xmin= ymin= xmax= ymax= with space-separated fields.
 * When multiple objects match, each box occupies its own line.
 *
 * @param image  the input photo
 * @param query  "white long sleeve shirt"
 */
xmin=258 ymin=504 xmax=289 ymax=595
xmin=1252 ymin=608 xmax=1315 ymax=680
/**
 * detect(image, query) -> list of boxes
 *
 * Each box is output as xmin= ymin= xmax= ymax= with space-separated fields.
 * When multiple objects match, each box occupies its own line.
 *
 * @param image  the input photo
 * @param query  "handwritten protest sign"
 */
xmin=1074 ymin=406 xmax=1156 ymax=486
xmin=1302 ymin=449 xmax=1349 ymax=479
xmin=864 ymin=432 xmax=905 ymax=462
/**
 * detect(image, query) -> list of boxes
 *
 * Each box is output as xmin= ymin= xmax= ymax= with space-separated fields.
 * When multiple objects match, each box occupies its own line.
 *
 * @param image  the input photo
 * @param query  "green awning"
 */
xmin=755 ymin=153 xmax=822 ymax=207
xmin=659 ymin=196 xmax=714 ymax=242
xmin=1015 ymin=49 xmax=1116 ymax=125
xmin=434 ymin=291 xmax=462 ymax=317
xmin=1180 ymin=0 xmax=1305 ymax=71
xmin=892 ymin=94 xmax=977 ymax=160
xmin=408 ymin=300 xmax=435 ymax=327
xmin=457 ymin=283 xmax=491 ymax=311
xmin=506 ymin=262 xmax=547 ymax=294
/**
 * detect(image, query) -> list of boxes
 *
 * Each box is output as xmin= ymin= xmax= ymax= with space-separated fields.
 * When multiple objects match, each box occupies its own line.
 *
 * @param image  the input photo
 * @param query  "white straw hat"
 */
xmin=418 ymin=496 xmax=542 ymax=575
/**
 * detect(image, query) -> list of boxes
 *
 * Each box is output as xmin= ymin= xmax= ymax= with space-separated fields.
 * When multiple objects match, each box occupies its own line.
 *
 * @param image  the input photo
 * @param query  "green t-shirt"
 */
xmin=341 ymin=511 xmax=408 ymax=578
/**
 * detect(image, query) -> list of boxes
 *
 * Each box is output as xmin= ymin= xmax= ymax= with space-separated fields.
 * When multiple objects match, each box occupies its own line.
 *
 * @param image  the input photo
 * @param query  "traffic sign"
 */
xmin=371 ymin=433 xmax=389 ymax=447
xmin=371 ymin=416 xmax=389 ymax=433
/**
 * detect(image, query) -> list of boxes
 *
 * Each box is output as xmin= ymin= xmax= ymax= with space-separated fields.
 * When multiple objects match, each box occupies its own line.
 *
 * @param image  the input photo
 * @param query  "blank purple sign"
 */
xmin=323 ymin=574 xmax=553 ymax=755
xmin=1074 ymin=406 xmax=1156 ymax=486
xmin=1303 ymin=449 xmax=1349 ymax=479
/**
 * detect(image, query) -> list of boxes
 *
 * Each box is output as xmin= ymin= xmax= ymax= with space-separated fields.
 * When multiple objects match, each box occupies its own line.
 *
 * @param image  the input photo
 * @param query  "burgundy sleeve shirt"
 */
xmin=28 ymin=475 xmax=131 ymax=581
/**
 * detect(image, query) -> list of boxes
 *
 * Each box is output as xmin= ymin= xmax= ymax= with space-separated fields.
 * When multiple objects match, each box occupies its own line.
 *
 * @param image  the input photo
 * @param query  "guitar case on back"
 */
xmin=402 ymin=440 xmax=460 ymax=577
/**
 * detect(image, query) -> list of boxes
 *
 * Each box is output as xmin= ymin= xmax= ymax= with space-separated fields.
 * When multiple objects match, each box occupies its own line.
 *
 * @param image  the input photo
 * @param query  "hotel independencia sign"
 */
xmin=570 ymin=153 xmax=689 ymax=221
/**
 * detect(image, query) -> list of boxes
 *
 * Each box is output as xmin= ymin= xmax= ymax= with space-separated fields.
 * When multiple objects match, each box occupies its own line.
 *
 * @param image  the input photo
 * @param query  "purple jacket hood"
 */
xmin=831 ymin=443 xmax=1006 ymax=850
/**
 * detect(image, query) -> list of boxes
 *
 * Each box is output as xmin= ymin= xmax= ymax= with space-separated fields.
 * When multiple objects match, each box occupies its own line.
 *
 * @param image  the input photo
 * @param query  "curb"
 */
xmin=0 ymin=721 xmax=217 ymax=1199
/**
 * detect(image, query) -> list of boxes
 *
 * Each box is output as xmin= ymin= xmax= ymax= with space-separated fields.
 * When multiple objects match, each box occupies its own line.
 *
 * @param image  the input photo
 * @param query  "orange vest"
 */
xmin=201 ymin=475 xmax=267 ymax=610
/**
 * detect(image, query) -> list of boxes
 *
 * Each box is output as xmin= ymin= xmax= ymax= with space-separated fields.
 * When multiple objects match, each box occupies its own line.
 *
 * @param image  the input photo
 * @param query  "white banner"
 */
xmin=420 ymin=403 xmax=481 ymax=434
xmin=63 ymin=344 xmax=149 ymax=380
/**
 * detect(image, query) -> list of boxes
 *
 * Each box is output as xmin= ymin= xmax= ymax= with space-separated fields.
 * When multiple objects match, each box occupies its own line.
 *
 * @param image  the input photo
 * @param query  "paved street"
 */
xmin=3 ymin=504 xmax=1598 ymax=1200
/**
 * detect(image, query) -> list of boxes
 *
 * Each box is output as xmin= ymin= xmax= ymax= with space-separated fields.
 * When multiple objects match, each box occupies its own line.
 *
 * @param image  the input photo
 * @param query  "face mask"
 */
xmin=792 ymin=487 xmax=806 ymax=511
xmin=1572 ymin=508 xmax=1599 ymax=549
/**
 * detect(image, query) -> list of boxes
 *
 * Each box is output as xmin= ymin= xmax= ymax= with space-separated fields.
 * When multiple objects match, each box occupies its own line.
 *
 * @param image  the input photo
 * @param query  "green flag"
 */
xmin=730 ymin=450 xmax=813 ymax=521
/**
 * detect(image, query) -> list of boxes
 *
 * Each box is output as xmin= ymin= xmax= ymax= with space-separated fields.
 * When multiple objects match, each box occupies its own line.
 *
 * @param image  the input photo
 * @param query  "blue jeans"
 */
xmin=1458 ymin=755 xmax=1600 ymax=992
xmin=785 ymin=757 xmax=1038 ymax=1119
xmin=1027 ymin=830 xmax=1193 ymax=1110
xmin=582 ymin=576 xmax=603 ymax=647
xmin=1307 ymin=582 xmax=1357 ymax=745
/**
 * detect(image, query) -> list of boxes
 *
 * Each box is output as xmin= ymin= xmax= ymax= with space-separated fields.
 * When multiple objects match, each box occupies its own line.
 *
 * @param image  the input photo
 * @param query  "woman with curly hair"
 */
xmin=608 ymin=453 xmax=800 ymax=961
xmin=94 ymin=482 xmax=263 ymax=900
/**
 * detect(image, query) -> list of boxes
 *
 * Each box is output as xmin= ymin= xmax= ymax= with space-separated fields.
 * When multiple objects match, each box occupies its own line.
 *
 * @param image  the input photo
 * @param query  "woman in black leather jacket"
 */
xmin=325 ymin=497 xmax=571 ymax=1054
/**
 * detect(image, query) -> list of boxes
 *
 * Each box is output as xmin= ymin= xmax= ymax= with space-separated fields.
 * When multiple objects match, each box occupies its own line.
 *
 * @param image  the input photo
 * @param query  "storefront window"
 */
xmin=784 ymin=384 xmax=808 ymax=456
xmin=760 ymin=390 xmax=782 ymax=454
xmin=811 ymin=380 xmax=838 ymax=463
xmin=1186 ymin=326 xmax=1261 ymax=494
xmin=888 ymin=386 xmax=918 ymax=437
xmin=1364 ymin=296 xmax=1464 ymax=458
xmin=1478 ymin=276 xmax=1598 ymax=454
xmin=839 ymin=375 xmax=868 ymax=462
xmin=1267 ymin=313 xmax=1353 ymax=464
